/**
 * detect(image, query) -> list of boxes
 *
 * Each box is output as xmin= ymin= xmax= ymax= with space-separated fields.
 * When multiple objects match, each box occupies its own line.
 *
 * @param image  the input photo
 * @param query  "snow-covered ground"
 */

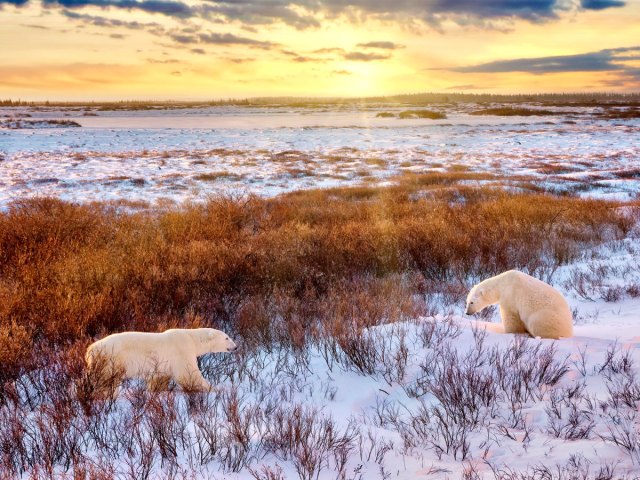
xmin=7 ymin=231 xmax=637 ymax=479
xmin=204 ymin=235 xmax=639 ymax=478
xmin=1 ymin=105 xmax=639 ymax=206
xmin=2 ymin=104 xmax=640 ymax=478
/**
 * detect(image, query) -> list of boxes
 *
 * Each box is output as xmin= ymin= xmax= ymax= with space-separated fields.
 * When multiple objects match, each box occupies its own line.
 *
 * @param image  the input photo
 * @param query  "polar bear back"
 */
xmin=504 ymin=271 xmax=568 ymax=311
xmin=503 ymin=271 xmax=573 ymax=339
xmin=86 ymin=330 xmax=195 ymax=379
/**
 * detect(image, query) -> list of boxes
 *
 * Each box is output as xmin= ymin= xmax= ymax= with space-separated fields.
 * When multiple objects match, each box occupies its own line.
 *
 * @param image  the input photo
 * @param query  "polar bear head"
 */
xmin=191 ymin=328 xmax=238 ymax=354
xmin=465 ymin=284 xmax=492 ymax=315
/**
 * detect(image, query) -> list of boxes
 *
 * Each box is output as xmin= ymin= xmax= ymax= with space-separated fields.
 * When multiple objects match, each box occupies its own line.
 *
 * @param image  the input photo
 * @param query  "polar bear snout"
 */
xmin=465 ymin=302 xmax=478 ymax=315
xmin=225 ymin=337 xmax=238 ymax=352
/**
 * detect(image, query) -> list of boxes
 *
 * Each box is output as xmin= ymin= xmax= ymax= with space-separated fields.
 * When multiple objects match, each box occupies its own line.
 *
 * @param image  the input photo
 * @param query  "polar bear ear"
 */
xmin=476 ymin=288 xmax=485 ymax=298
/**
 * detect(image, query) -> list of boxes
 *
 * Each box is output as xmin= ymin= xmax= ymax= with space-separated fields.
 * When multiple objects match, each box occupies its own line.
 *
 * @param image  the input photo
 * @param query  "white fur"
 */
xmin=85 ymin=328 xmax=237 ymax=393
xmin=465 ymin=270 xmax=573 ymax=339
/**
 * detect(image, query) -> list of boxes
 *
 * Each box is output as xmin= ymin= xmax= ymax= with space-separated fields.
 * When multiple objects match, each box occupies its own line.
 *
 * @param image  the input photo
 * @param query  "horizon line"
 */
xmin=3 ymin=90 xmax=640 ymax=105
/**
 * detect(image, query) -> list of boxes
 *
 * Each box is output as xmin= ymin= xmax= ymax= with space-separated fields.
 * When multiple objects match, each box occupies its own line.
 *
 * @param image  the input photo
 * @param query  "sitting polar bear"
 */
xmin=86 ymin=328 xmax=237 ymax=394
xmin=465 ymin=270 xmax=573 ymax=339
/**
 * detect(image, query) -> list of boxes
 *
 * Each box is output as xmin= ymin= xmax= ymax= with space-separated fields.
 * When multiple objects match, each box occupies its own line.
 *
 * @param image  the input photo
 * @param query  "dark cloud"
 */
xmin=199 ymin=2 xmax=320 ymax=29
xmin=198 ymin=31 xmax=276 ymax=48
xmin=447 ymin=47 xmax=640 ymax=84
xmin=428 ymin=0 xmax=558 ymax=19
xmin=196 ymin=1 xmax=566 ymax=26
xmin=7 ymin=0 xmax=631 ymax=31
xmin=453 ymin=52 xmax=614 ymax=74
xmin=191 ymin=48 xmax=206 ymax=54
xmin=62 ymin=10 xmax=162 ymax=29
xmin=451 ymin=47 xmax=639 ymax=74
xmin=44 ymin=0 xmax=195 ymax=17
xmin=343 ymin=51 xmax=391 ymax=61
xmin=166 ymin=29 xmax=275 ymax=48
xmin=170 ymin=33 xmax=197 ymax=43
xmin=357 ymin=41 xmax=404 ymax=50
xmin=580 ymin=0 xmax=625 ymax=10
xmin=109 ymin=32 xmax=125 ymax=38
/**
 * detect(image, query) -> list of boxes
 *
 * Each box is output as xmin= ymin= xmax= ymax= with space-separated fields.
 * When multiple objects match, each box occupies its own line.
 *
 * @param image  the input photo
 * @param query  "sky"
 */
xmin=0 ymin=0 xmax=639 ymax=100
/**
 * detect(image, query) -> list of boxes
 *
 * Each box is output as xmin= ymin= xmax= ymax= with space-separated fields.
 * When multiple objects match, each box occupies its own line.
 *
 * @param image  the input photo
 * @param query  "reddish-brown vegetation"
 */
xmin=0 ymin=180 xmax=633 ymax=385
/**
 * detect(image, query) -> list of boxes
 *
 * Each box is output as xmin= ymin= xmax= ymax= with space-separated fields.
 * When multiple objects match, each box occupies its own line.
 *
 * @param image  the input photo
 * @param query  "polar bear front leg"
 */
xmin=174 ymin=358 xmax=212 ymax=393
xmin=500 ymin=305 xmax=528 ymax=334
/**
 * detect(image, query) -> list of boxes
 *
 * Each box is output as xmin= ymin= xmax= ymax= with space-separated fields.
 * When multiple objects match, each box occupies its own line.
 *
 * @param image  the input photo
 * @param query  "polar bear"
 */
xmin=465 ymin=270 xmax=573 ymax=339
xmin=85 ymin=328 xmax=237 ymax=395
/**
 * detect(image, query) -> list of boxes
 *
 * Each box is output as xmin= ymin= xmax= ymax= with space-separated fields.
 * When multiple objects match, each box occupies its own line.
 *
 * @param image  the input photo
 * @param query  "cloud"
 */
xmin=313 ymin=47 xmax=345 ymax=54
xmin=21 ymin=23 xmax=50 ymax=28
xmin=226 ymin=57 xmax=255 ymax=63
xmin=197 ymin=31 xmax=276 ymax=48
xmin=198 ymin=2 xmax=320 ymax=29
xmin=196 ymin=1 xmax=567 ymax=27
xmin=191 ymin=48 xmax=206 ymax=54
xmin=450 ymin=47 xmax=639 ymax=74
xmin=170 ymin=33 xmax=197 ymax=43
xmin=332 ymin=69 xmax=352 ymax=75
xmin=580 ymin=0 xmax=625 ymax=10
xmin=446 ymin=46 xmax=640 ymax=85
xmin=44 ymin=0 xmax=195 ymax=17
xmin=356 ymin=41 xmax=404 ymax=50
xmin=343 ymin=51 xmax=391 ymax=61
xmin=62 ymin=10 xmax=162 ymax=29
xmin=6 ymin=0 xmax=631 ymax=31
xmin=147 ymin=58 xmax=180 ymax=63
xmin=279 ymin=49 xmax=328 ymax=62
xmin=62 ymin=10 xmax=276 ymax=54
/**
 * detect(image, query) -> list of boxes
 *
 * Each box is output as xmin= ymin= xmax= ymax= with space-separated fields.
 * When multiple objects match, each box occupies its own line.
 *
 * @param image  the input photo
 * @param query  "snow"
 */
xmin=42 ymin=236 xmax=636 ymax=479
xmin=2 ymin=104 xmax=640 ymax=478
xmin=1 ymin=105 xmax=639 ymax=207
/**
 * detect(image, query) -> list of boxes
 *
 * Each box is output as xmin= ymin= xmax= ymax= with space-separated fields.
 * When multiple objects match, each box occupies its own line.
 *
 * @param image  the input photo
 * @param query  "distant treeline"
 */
xmin=2 ymin=92 xmax=639 ymax=108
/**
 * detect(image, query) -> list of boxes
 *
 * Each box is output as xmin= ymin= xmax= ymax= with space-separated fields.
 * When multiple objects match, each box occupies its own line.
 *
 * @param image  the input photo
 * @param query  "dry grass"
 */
xmin=194 ymin=171 xmax=245 ymax=182
xmin=0 ymin=181 xmax=638 ymax=477
xmin=0 ymin=181 xmax=631 ymax=385
xmin=597 ymin=108 xmax=640 ymax=119
xmin=470 ymin=108 xmax=562 ymax=116
xmin=398 ymin=110 xmax=447 ymax=119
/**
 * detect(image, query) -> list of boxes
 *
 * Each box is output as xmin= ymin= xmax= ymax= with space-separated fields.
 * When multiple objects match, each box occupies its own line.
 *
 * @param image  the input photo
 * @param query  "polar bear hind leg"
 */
xmin=524 ymin=310 xmax=569 ymax=339
xmin=500 ymin=305 xmax=528 ymax=334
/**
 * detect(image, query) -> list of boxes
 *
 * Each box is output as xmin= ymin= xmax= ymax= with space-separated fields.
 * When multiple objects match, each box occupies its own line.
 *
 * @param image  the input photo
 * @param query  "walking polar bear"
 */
xmin=465 ymin=270 xmax=573 ymax=339
xmin=86 ymin=328 xmax=237 ymax=394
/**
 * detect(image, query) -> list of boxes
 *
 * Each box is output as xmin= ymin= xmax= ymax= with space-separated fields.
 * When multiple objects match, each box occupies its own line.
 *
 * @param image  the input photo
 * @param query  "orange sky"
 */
xmin=0 ymin=0 xmax=638 ymax=100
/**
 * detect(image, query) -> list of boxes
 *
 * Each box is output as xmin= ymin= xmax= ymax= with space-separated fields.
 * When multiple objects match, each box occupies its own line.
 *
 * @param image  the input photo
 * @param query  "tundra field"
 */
xmin=1 ymin=97 xmax=640 ymax=479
